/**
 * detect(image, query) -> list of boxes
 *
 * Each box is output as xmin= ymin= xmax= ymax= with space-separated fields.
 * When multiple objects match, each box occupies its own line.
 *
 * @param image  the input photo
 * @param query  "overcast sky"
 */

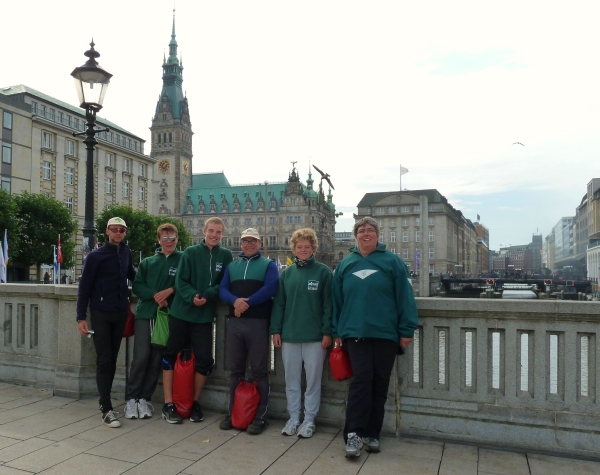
xmin=3 ymin=1 xmax=598 ymax=249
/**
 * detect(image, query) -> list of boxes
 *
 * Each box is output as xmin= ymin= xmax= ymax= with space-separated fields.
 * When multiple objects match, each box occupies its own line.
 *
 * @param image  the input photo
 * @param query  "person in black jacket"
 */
xmin=76 ymin=217 xmax=136 ymax=428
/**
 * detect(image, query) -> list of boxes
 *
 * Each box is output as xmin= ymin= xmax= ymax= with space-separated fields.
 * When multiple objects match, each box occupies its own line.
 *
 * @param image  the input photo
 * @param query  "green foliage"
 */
xmin=0 ymin=189 xmax=21 ymax=257
xmin=13 ymin=192 xmax=78 ymax=269
xmin=97 ymin=205 xmax=191 ymax=265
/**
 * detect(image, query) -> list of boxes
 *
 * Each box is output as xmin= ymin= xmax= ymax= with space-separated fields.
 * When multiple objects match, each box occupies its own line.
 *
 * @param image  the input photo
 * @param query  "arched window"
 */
xmin=163 ymin=133 xmax=167 ymax=143
xmin=158 ymin=134 xmax=161 ymax=143
xmin=169 ymin=132 xmax=173 ymax=142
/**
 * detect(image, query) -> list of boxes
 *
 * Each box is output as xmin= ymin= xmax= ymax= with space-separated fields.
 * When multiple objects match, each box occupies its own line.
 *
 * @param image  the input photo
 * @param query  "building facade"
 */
xmin=148 ymin=16 xmax=337 ymax=267
xmin=354 ymin=190 xmax=480 ymax=276
xmin=0 ymin=86 xmax=156 ymax=279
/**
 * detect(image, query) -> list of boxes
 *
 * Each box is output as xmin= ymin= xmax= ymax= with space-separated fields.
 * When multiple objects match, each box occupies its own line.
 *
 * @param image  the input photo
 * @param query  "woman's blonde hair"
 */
xmin=290 ymin=228 xmax=319 ymax=253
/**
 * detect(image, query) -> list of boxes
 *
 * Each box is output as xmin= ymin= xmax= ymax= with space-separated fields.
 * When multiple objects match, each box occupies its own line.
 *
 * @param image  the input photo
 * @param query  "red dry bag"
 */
xmin=173 ymin=350 xmax=195 ymax=419
xmin=123 ymin=304 xmax=135 ymax=338
xmin=231 ymin=379 xmax=260 ymax=430
xmin=329 ymin=346 xmax=353 ymax=381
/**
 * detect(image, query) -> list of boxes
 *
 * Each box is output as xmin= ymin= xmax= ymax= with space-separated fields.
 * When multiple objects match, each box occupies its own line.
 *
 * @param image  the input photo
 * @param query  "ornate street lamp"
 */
xmin=71 ymin=40 xmax=112 ymax=257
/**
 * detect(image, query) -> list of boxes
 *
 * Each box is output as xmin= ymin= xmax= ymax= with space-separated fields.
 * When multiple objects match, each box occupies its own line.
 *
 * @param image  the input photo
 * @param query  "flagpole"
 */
xmin=52 ymin=245 xmax=56 ymax=284
xmin=400 ymin=164 xmax=402 ymax=191
xmin=58 ymin=234 xmax=61 ymax=284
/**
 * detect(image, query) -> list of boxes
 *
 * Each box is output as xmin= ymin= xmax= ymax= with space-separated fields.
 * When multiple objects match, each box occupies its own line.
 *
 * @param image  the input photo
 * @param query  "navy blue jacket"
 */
xmin=76 ymin=242 xmax=137 ymax=320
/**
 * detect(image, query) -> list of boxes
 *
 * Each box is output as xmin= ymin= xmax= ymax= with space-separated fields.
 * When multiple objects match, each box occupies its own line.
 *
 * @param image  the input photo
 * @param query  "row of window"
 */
xmin=378 ymin=218 xmax=435 ymax=227
xmin=386 ymin=248 xmax=436 ymax=259
xmin=373 ymin=204 xmax=435 ymax=215
xmin=379 ymin=231 xmax=435 ymax=243
xmin=2 ymin=111 xmax=13 ymax=166
xmin=105 ymin=152 xmax=146 ymax=177
xmin=105 ymin=178 xmax=145 ymax=200
xmin=186 ymin=215 xmax=319 ymax=228
xmin=32 ymin=101 xmax=143 ymax=153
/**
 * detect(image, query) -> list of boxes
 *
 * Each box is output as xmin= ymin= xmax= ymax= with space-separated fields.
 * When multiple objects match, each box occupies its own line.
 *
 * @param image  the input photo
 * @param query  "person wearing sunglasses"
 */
xmin=218 ymin=228 xmax=280 ymax=435
xmin=76 ymin=217 xmax=137 ymax=428
xmin=161 ymin=217 xmax=233 ymax=424
xmin=126 ymin=224 xmax=182 ymax=421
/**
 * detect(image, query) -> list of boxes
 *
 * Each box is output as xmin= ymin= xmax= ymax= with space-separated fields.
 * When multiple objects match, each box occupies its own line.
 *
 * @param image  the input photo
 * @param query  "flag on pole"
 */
xmin=53 ymin=246 xmax=58 ymax=277
xmin=3 ymin=229 xmax=8 ymax=267
xmin=477 ymin=214 xmax=481 ymax=222
xmin=277 ymin=256 xmax=284 ymax=270
xmin=287 ymin=257 xmax=293 ymax=266
xmin=400 ymin=166 xmax=409 ymax=175
xmin=0 ymin=242 xmax=5 ymax=283
xmin=57 ymin=235 xmax=63 ymax=264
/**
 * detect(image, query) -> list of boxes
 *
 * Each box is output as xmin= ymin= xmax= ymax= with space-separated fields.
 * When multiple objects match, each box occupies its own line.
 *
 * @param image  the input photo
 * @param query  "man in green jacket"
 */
xmin=161 ymin=217 xmax=233 ymax=424
xmin=127 ymin=223 xmax=182 ymax=420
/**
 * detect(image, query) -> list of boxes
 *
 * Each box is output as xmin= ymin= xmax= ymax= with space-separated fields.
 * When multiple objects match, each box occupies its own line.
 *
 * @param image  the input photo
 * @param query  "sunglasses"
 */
xmin=161 ymin=236 xmax=177 ymax=242
xmin=109 ymin=228 xmax=126 ymax=234
xmin=241 ymin=239 xmax=258 ymax=245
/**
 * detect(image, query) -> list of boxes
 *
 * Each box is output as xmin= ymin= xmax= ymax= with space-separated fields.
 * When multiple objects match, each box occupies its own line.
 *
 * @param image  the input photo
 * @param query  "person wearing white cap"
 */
xmin=76 ymin=217 xmax=136 ymax=428
xmin=218 ymin=228 xmax=279 ymax=434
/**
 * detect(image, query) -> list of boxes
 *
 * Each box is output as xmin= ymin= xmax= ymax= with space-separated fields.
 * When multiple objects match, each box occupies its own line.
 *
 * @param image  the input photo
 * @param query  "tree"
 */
xmin=0 ymin=189 xmax=21 ymax=258
xmin=96 ymin=205 xmax=192 ymax=265
xmin=13 ymin=192 xmax=78 ymax=279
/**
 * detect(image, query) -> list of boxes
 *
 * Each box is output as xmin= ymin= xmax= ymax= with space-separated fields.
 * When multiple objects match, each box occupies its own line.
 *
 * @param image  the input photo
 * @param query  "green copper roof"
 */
xmin=155 ymin=10 xmax=185 ymax=119
xmin=185 ymin=179 xmax=288 ymax=214
xmin=191 ymin=172 xmax=231 ymax=188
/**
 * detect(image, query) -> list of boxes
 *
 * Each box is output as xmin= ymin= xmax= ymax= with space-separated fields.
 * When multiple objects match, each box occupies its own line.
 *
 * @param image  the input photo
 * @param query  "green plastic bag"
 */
xmin=151 ymin=307 xmax=170 ymax=348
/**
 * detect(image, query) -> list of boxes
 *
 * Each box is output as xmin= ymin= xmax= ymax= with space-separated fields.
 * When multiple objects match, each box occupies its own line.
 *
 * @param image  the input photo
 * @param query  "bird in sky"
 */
xmin=513 ymin=142 xmax=524 ymax=146
xmin=312 ymin=164 xmax=335 ymax=190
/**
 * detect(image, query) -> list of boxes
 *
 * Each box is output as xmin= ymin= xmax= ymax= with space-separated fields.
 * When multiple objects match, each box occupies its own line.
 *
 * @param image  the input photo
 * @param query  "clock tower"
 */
xmin=150 ymin=9 xmax=193 ymax=217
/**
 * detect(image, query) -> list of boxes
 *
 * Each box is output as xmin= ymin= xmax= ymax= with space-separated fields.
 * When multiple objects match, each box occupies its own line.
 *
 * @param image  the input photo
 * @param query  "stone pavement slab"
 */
xmin=0 ymin=391 xmax=598 ymax=474
xmin=4 ymin=437 xmax=99 ymax=473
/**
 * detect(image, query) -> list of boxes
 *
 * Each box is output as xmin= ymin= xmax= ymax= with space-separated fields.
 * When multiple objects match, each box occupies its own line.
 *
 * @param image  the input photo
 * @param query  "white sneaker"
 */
xmin=102 ymin=410 xmax=121 ymax=428
xmin=282 ymin=418 xmax=300 ymax=436
xmin=345 ymin=432 xmax=363 ymax=458
xmin=124 ymin=399 xmax=138 ymax=419
xmin=297 ymin=420 xmax=315 ymax=438
xmin=138 ymin=398 xmax=154 ymax=419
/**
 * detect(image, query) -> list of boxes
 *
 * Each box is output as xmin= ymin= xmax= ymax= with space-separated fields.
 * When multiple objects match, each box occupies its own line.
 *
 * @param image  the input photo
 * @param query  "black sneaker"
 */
xmin=161 ymin=403 xmax=183 ymax=424
xmin=190 ymin=401 xmax=204 ymax=422
xmin=247 ymin=418 xmax=267 ymax=435
xmin=219 ymin=415 xmax=232 ymax=430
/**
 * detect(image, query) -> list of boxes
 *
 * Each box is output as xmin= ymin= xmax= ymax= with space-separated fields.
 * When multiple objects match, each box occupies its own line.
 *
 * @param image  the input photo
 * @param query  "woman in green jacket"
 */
xmin=332 ymin=217 xmax=418 ymax=458
xmin=271 ymin=228 xmax=332 ymax=439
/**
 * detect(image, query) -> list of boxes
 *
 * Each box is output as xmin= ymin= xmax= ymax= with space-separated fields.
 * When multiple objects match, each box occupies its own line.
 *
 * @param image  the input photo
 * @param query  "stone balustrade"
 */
xmin=1 ymin=284 xmax=599 ymax=457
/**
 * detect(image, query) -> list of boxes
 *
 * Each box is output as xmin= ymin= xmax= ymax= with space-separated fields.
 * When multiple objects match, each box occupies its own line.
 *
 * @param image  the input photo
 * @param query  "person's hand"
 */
xmin=234 ymin=308 xmax=242 ymax=317
xmin=321 ymin=335 xmax=333 ymax=349
xmin=400 ymin=337 xmax=413 ymax=348
xmin=335 ymin=337 xmax=343 ymax=347
xmin=193 ymin=294 xmax=207 ymax=306
xmin=77 ymin=320 xmax=89 ymax=336
xmin=273 ymin=334 xmax=282 ymax=348
xmin=233 ymin=298 xmax=249 ymax=312
xmin=154 ymin=288 xmax=174 ymax=306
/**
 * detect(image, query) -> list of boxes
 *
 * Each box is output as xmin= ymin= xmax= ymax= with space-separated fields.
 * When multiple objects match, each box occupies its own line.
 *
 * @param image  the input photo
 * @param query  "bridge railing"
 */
xmin=1 ymin=284 xmax=599 ymax=457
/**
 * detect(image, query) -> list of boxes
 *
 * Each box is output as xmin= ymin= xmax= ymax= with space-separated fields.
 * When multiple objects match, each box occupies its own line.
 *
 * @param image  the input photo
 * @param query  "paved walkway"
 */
xmin=0 ymin=383 xmax=599 ymax=475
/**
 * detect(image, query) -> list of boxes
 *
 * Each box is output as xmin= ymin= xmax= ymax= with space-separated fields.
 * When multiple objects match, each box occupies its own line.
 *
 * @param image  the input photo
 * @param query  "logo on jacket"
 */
xmin=215 ymin=262 xmax=223 ymax=272
xmin=308 ymin=280 xmax=319 ymax=290
xmin=169 ymin=267 xmax=177 ymax=276
xmin=352 ymin=269 xmax=378 ymax=280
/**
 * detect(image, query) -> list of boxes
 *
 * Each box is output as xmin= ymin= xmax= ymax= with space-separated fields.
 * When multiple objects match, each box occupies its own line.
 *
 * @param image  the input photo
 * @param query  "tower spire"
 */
xmin=168 ymin=8 xmax=179 ymax=64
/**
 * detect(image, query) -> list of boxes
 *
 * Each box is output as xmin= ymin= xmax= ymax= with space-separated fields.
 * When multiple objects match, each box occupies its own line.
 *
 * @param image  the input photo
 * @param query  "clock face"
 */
xmin=158 ymin=159 xmax=170 ymax=173
xmin=182 ymin=161 xmax=189 ymax=175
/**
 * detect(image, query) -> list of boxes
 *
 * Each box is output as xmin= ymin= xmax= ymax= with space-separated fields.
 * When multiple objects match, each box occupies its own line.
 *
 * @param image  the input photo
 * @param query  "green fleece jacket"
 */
xmin=332 ymin=244 xmax=418 ymax=343
xmin=170 ymin=240 xmax=233 ymax=323
xmin=270 ymin=256 xmax=333 ymax=342
xmin=132 ymin=250 xmax=183 ymax=320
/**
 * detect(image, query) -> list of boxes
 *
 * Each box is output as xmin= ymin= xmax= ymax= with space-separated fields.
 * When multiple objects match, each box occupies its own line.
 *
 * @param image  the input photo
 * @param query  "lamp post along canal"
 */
xmin=71 ymin=40 xmax=112 ymax=258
